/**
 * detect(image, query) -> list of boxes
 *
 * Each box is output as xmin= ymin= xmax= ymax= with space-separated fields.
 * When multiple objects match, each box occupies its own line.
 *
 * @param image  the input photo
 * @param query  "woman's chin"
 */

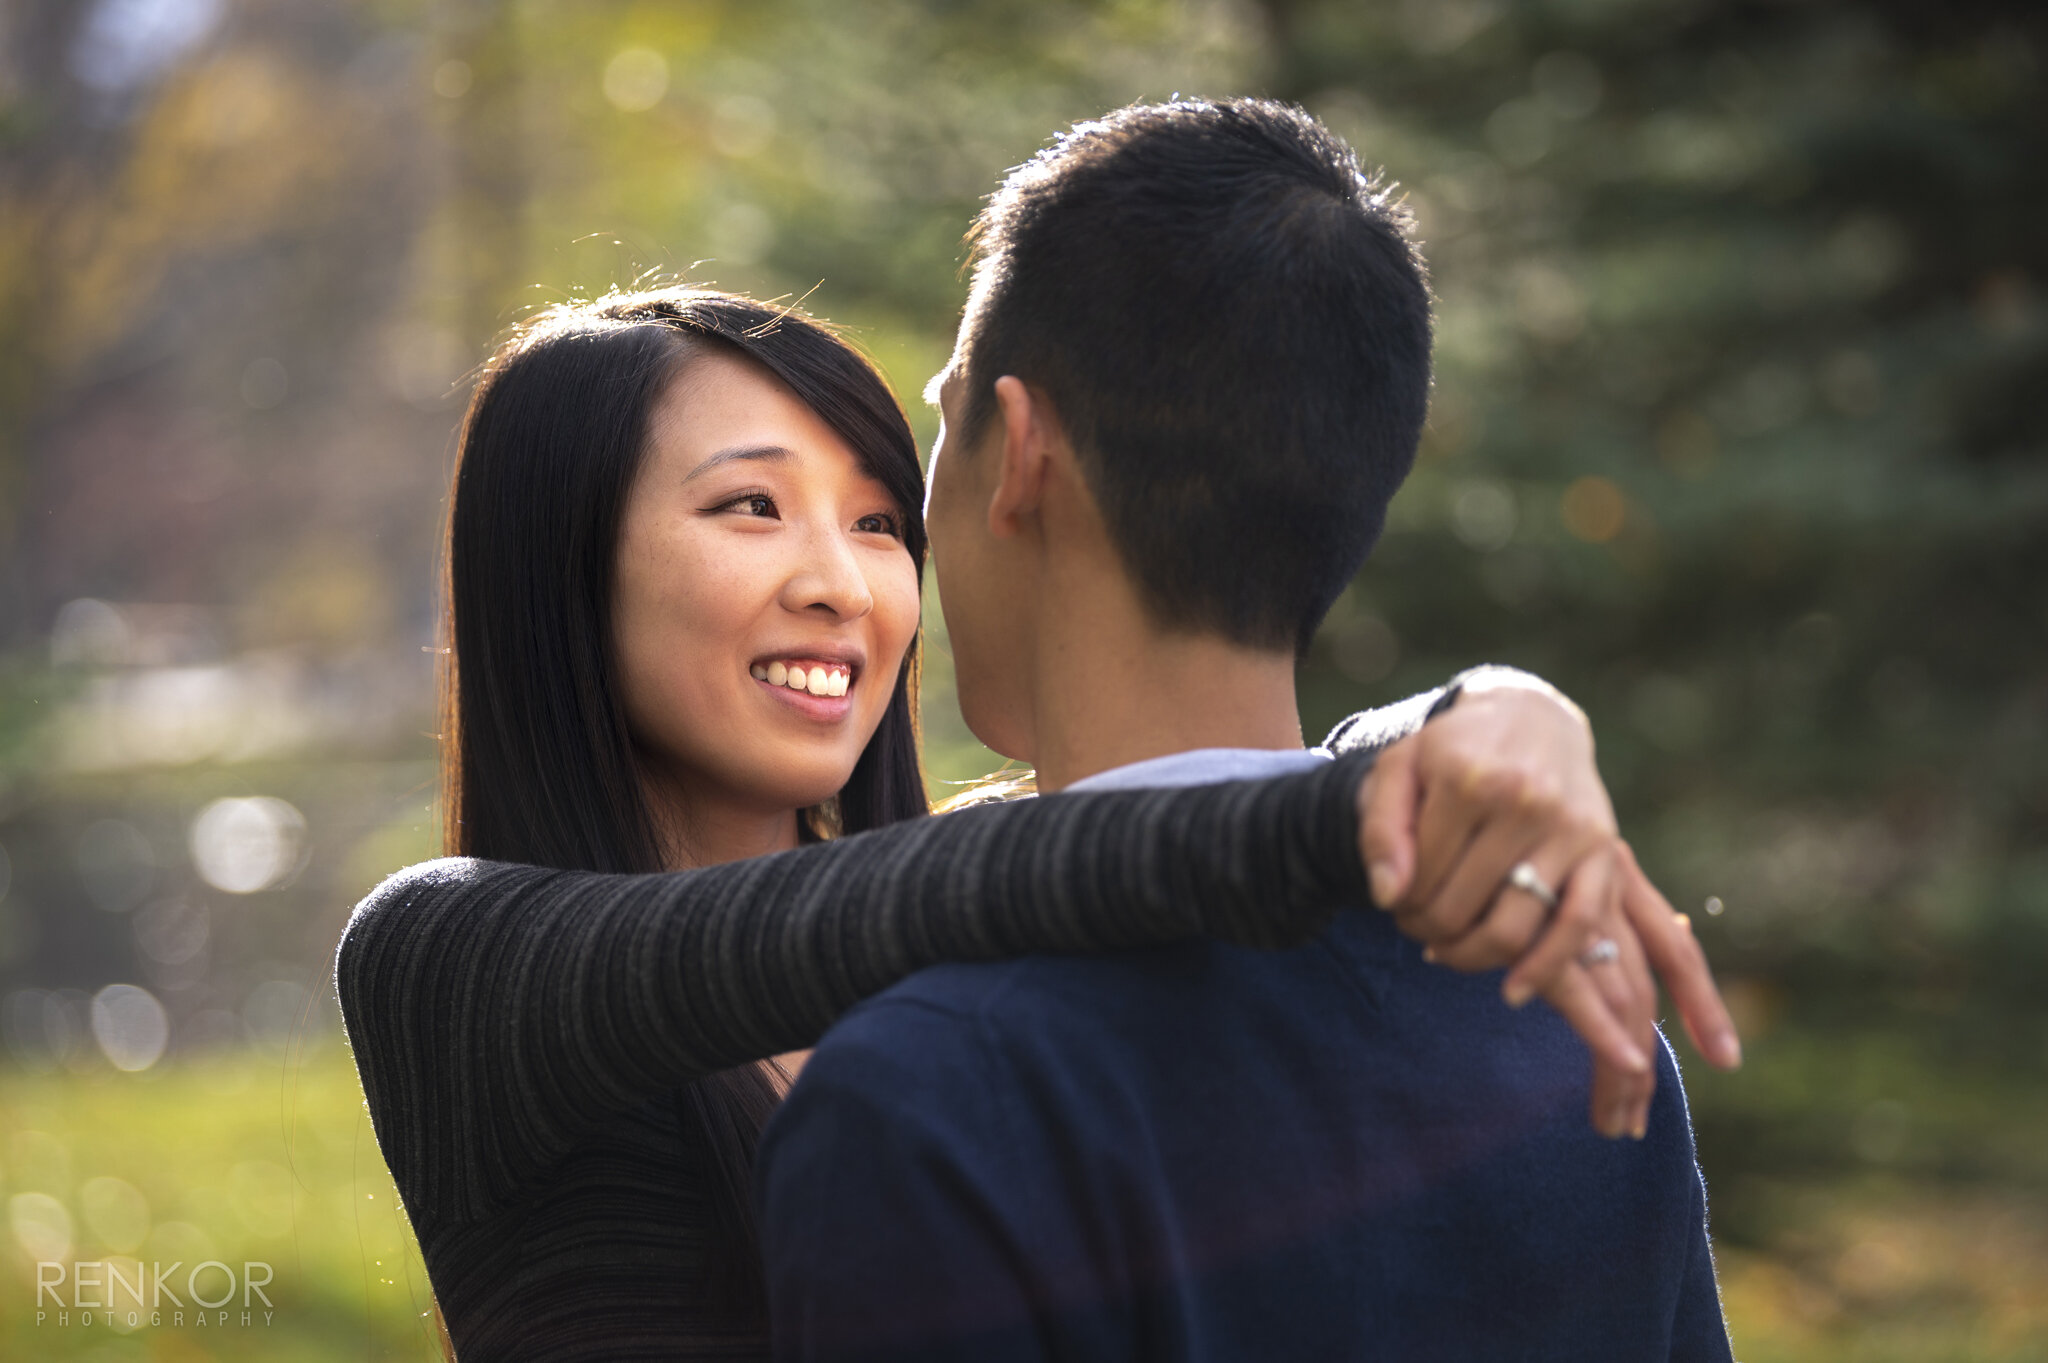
xmin=657 ymin=717 xmax=877 ymax=822
xmin=731 ymin=756 xmax=862 ymax=818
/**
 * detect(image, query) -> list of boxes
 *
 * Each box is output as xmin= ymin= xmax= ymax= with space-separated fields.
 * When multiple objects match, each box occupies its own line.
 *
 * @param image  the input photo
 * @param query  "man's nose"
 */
xmin=780 ymin=524 xmax=875 ymax=620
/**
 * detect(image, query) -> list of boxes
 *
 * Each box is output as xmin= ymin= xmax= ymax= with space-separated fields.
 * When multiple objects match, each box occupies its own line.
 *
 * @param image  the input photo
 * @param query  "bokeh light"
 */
xmin=1559 ymin=476 xmax=1627 ymax=544
xmin=189 ymin=796 xmax=307 ymax=894
xmin=90 ymin=982 xmax=170 ymax=1071
xmin=602 ymin=46 xmax=669 ymax=113
xmin=9 ymin=1191 xmax=73 ymax=1262
xmin=79 ymin=1174 xmax=152 ymax=1253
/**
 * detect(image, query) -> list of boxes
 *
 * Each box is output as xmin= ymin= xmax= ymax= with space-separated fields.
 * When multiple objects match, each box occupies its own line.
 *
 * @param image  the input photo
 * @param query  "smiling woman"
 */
xmin=609 ymin=347 xmax=923 ymax=863
xmin=447 ymin=293 xmax=934 ymax=875
xmin=408 ymin=288 xmax=948 ymax=1355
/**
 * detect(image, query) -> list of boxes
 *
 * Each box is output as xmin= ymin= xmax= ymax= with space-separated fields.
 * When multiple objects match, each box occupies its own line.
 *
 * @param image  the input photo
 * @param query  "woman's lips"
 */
xmin=755 ymin=676 xmax=854 ymax=721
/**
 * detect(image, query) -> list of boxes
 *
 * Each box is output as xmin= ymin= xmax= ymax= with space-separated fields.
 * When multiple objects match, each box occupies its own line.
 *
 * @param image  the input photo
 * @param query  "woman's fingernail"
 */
xmin=1502 ymin=979 xmax=1533 ymax=1008
xmin=1631 ymin=1117 xmax=1648 ymax=1140
xmin=1720 ymin=1032 xmax=1743 ymax=1067
xmin=1369 ymin=861 xmax=1396 ymax=906
xmin=1421 ymin=945 xmax=1438 ymax=964
xmin=1624 ymin=1044 xmax=1651 ymax=1074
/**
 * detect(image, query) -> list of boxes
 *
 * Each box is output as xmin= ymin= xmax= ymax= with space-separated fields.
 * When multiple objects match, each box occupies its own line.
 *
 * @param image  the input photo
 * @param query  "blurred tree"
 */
xmin=442 ymin=0 xmax=529 ymax=352
xmin=1246 ymin=0 xmax=2047 ymax=1221
xmin=0 ymin=1 xmax=108 ymax=638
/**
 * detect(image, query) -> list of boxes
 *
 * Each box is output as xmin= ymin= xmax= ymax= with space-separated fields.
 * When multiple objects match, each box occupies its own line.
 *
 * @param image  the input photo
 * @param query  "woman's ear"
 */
xmin=987 ymin=375 xmax=1056 ymax=538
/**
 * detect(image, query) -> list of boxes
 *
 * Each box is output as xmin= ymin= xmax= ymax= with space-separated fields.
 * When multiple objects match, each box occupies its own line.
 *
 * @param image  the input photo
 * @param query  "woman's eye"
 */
xmin=720 ymin=493 xmax=778 ymax=518
xmin=855 ymin=512 xmax=902 ymax=537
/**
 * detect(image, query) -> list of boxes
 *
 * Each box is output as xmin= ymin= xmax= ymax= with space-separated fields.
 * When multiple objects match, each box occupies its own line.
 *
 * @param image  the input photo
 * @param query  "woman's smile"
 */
xmin=749 ymin=654 xmax=862 ymax=720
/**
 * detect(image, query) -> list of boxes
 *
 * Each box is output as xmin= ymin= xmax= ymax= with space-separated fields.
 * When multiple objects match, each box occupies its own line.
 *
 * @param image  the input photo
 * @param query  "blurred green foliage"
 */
xmin=1 ymin=0 xmax=2043 ymax=1357
xmin=3 ymin=1040 xmax=441 ymax=1361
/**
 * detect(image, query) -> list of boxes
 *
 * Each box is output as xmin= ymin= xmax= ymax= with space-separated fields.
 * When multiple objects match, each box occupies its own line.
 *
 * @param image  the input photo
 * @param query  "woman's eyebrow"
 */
xmin=682 ymin=444 xmax=796 ymax=482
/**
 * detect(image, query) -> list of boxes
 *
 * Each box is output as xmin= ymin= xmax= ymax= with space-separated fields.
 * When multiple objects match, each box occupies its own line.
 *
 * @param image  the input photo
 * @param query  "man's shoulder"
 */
xmin=800 ymin=920 xmax=1398 ymax=1114
xmin=793 ymin=939 xmax=1268 ymax=1116
xmin=812 ymin=944 xmax=1207 ymax=1062
xmin=763 ymin=959 xmax=1063 ymax=1166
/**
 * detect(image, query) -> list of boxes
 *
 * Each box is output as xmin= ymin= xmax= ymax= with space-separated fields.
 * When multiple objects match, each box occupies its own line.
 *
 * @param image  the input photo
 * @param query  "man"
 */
xmin=756 ymin=99 xmax=1735 ymax=1360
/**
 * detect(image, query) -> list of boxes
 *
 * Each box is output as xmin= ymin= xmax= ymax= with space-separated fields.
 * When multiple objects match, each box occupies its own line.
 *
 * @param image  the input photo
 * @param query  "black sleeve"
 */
xmin=335 ymin=669 xmax=1543 ymax=1228
xmin=336 ymin=747 xmax=1374 ymax=1227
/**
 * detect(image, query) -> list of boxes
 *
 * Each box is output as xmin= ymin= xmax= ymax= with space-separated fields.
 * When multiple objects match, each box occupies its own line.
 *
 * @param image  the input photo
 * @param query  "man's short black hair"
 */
xmin=955 ymin=97 xmax=1432 ymax=655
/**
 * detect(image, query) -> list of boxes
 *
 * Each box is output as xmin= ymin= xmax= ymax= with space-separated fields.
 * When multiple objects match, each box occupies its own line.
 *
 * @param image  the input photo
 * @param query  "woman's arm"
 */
xmin=336 ymin=744 xmax=1378 ymax=1230
xmin=337 ymin=665 xmax=1734 ymax=1228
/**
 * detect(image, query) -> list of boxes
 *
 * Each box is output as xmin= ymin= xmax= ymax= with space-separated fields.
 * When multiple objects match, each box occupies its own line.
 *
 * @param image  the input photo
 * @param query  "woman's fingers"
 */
xmin=1586 ymin=1058 xmax=1627 ymax=1141
xmin=1408 ymin=826 xmax=1666 ymax=1140
xmin=1583 ymin=899 xmax=1658 ymax=1138
xmin=1497 ymin=836 xmax=1619 ymax=1005
xmin=1418 ymin=813 xmax=1552 ymax=970
xmin=1544 ymin=963 xmax=1651 ymax=1138
xmin=1615 ymin=844 xmax=1743 ymax=1070
xmin=1520 ymin=850 xmax=1658 ymax=1137
xmin=1424 ymin=890 xmax=1547 ymax=973
xmin=1355 ymin=739 xmax=1422 ymax=908
xmin=1534 ymin=931 xmax=1652 ymax=1093
xmin=1425 ymin=807 xmax=1619 ymax=976
xmin=1379 ymin=682 xmax=1619 ymax=952
xmin=1417 ymin=822 xmax=1556 ymax=970
xmin=1402 ymin=760 xmax=1490 ymax=916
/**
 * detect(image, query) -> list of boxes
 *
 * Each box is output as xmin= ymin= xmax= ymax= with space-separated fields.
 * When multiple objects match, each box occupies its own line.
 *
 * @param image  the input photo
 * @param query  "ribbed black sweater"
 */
xmin=335 ymin=691 xmax=1450 ymax=1361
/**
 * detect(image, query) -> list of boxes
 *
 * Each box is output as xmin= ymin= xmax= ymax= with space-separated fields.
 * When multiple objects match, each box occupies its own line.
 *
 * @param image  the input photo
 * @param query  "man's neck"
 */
xmin=1027 ymin=601 xmax=1305 ymax=794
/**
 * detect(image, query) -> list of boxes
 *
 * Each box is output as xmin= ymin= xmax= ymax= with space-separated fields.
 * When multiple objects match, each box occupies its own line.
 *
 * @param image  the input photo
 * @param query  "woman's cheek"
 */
xmin=669 ymin=538 xmax=766 ymax=673
xmin=876 ymin=552 xmax=922 ymax=655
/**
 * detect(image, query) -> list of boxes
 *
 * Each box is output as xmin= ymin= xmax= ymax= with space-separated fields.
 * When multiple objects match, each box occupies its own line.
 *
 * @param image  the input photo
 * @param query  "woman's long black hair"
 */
xmin=436 ymin=287 xmax=930 ymax=1332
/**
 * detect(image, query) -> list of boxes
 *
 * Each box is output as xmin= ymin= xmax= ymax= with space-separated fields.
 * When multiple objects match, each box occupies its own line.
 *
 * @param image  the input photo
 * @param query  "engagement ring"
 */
xmin=1579 ymin=937 xmax=1621 ymax=968
xmin=1506 ymin=860 xmax=1559 ymax=911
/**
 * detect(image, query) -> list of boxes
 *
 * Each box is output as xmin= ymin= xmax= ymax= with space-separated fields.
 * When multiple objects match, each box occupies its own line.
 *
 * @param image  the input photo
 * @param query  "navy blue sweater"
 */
xmin=757 ymin=753 xmax=1734 ymax=1362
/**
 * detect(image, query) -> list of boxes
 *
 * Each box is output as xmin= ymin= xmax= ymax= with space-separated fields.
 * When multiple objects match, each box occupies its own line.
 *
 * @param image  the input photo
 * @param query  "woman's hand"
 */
xmin=1352 ymin=674 xmax=1741 ymax=1137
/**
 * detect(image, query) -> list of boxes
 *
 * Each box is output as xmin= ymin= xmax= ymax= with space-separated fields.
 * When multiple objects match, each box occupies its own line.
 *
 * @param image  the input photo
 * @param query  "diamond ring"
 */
xmin=1505 ymin=860 xmax=1559 ymax=911
xmin=1579 ymin=937 xmax=1621 ymax=968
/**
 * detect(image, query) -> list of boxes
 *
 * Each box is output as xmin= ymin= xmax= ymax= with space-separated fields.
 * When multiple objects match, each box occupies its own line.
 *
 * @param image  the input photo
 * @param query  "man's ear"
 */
xmin=987 ymin=375 xmax=1056 ymax=539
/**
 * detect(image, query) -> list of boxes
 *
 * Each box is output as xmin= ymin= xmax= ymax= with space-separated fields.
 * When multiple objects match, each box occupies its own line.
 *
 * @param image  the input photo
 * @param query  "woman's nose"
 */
xmin=780 ymin=526 xmax=875 ymax=620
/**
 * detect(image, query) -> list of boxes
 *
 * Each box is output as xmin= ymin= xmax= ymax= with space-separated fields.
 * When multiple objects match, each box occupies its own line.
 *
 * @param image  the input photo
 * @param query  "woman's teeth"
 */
xmin=751 ymin=661 xmax=850 ymax=697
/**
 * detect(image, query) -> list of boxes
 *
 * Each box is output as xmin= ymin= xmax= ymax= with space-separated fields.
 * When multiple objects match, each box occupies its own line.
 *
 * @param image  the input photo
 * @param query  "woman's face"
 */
xmin=612 ymin=349 xmax=921 ymax=828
